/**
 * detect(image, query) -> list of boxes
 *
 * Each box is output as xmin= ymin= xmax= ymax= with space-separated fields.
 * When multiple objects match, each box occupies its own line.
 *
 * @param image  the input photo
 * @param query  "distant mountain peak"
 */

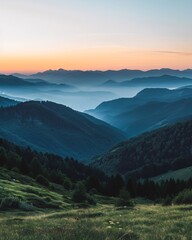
xmin=58 ymin=68 xmax=65 ymax=72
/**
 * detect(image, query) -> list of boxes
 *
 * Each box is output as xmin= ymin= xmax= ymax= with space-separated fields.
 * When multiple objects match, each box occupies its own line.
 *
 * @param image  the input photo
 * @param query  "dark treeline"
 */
xmin=0 ymin=138 xmax=107 ymax=186
xmin=0 ymin=137 xmax=192 ymax=201
xmin=126 ymin=178 xmax=192 ymax=200
xmin=86 ymin=175 xmax=192 ymax=201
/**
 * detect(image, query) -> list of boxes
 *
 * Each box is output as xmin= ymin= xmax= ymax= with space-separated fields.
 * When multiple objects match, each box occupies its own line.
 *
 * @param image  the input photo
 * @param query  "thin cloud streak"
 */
xmin=154 ymin=51 xmax=192 ymax=56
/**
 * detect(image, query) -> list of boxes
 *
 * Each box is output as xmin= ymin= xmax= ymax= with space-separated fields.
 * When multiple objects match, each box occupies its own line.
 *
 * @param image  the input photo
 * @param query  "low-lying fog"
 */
xmin=0 ymin=86 xmax=144 ymax=111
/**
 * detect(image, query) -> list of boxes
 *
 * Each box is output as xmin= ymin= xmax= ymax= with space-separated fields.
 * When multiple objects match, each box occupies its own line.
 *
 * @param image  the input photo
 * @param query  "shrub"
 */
xmin=29 ymin=195 xmax=60 ymax=209
xmin=19 ymin=202 xmax=34 ymax=211
xmin=162 ymin=196 xmax=172 ymax=206
xmin=72 ymin=182 xmax=96 ymax=205
xmin=0 ymin=189 xmax=6 ymax=199
xmin=0 ymin=197 xmax=20 ymax=210
xmin=36 ymin=175 xmax=50 ymax=187
xmin=72 ymin=182 xmax=87 ymax=203
xmin=115 ymin=188 xmax=134 ymax=207
xmin=11 ymin=167 xmax=20 ymax=173
xmin=173 ymin=189 xmax=192 ymax=205
xmin=89 ymin=188 xmax=98 ymax=195
xmin=87 ymin=195 xmax=96 ymax=205
xmin=63 ymin=178 xmax=72 ymax=190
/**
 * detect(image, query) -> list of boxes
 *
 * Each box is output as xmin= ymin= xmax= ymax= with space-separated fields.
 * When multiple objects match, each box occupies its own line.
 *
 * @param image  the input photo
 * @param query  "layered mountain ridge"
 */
xmin=0 ymin=100 xmax=125 ymax=162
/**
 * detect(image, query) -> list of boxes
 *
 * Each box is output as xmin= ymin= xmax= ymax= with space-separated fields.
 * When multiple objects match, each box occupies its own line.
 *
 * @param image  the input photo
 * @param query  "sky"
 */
xmin=0 ymin=0 xmax=192 ymax=73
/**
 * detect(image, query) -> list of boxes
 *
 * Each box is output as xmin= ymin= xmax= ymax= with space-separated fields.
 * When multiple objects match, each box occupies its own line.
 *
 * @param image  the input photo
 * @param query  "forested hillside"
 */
xmin=92 ymin=120 xmax=192 ymax=179
xmin=0 ymin=96 xmax=18 ymax=107
xmin=0 ymin=137 xmax=106 ymax=185
xmin=0 ymin=101 xmax=125 ymax=161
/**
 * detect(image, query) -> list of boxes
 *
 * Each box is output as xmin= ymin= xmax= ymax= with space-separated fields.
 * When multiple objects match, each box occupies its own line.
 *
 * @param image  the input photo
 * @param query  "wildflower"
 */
xmin=109 ymin=221 xmax=115 ymax=225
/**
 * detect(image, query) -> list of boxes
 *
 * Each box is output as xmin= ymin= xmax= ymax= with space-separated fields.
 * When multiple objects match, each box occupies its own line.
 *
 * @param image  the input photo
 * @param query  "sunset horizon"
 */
xmin=2 ymin=65 xmax=192 ymax=76
xmin=1 ymin=0 xmax=192 ymax=74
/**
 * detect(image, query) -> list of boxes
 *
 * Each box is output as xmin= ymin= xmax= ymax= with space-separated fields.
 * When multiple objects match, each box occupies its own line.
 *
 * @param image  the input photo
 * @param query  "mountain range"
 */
xmin=1 ymin=70 xmax=192 ymax=179
xmin=0 ymin=100 xmax=125 ymax=161
xmin=100 ymin=75 xmax=192 ymax=88
xmin=86 ymin=87 xmax=192 ymax=137
xmin=0 ymin=74 xmax=74 ymax=90
xmin=13 ymin=68 xmax=192 ymax=85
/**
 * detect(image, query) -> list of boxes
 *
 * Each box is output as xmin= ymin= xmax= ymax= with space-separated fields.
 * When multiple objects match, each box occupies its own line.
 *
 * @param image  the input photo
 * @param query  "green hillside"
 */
xmin=92 ymin=120 xmax=192 ymax=179
xmin=0 ymin=167 xmax=69 ymax=210
xmin=152 ymin=166 xmax=192 ymax=182
xmin=1 ymin=183 xmax=192 ymax=240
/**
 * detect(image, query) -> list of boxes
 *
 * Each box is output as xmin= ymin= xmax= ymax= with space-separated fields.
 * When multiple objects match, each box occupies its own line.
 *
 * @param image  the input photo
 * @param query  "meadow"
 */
xmin=1 ymin=203 xmax=192 ymax=240
xmin=1 ymin=168 xmax=192 ymax=240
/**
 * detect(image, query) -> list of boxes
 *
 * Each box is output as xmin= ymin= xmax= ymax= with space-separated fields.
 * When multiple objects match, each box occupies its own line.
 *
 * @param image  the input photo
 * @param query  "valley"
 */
xmin=0 ymin=70 xmax=192 ymax=240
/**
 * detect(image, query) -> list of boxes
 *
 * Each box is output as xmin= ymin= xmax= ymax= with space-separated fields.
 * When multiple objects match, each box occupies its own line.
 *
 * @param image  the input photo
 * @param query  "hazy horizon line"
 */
xmin=1 ymin=67 xmax=192 ymax=76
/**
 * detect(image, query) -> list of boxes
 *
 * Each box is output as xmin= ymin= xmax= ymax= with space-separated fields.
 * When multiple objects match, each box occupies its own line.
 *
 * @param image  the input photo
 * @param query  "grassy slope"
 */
xmin=0 ymin=168 xmax=70 ymax=209
xmin=1 ymin=168 xmax=192 ymax=239
xmin=1 ymin=204 xmax=192 ymax=240
xmin=152 ymin=166 xmax=192 ymax=182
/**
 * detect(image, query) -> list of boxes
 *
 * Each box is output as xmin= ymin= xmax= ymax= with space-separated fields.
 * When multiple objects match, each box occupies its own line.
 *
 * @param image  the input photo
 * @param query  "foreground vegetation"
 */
xmin=0 ymin=168 xmax=192 ymax=240
xmin=1 ymin=141 xmax=192 ymax=240
xmin=1 ymin=203 xmax=192 ymax=240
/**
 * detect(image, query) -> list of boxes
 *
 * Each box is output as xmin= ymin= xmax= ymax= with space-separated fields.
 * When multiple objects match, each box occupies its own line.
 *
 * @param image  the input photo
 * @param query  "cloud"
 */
xmin=154 ymin=51 xmax=192 ymax=56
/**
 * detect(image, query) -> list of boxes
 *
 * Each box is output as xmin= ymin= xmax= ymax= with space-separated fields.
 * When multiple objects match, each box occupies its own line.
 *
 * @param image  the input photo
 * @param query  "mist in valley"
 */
xmin=0 ymin=84 xmax=144 ymax=111
xmin=1 ymin=70 xmax=191 ymax=111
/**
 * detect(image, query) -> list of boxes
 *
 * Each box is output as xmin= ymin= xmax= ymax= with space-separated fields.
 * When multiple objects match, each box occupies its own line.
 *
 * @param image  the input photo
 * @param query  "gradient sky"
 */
xmin=0 ymin=0 xmax=192 ymax=73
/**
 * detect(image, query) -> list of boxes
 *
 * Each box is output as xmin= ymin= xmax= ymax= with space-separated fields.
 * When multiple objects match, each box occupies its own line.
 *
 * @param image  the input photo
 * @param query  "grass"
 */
xmin=1 ymin=168 xmax=192 ymax=240
xmin=151 ymin=166 xmax=192 ymax=182
xmin=0 ymin=167 xmax=70 ymax=209
xmin=1 ymin=204 xmax=192 ymax=239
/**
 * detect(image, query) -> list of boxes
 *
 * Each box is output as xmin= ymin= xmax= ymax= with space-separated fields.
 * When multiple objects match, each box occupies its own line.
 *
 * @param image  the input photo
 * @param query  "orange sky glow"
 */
xmin=0 ymin=0 xmax=191 ymax=74
xmin=1 ymin=49 xmax=192 ymax=74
